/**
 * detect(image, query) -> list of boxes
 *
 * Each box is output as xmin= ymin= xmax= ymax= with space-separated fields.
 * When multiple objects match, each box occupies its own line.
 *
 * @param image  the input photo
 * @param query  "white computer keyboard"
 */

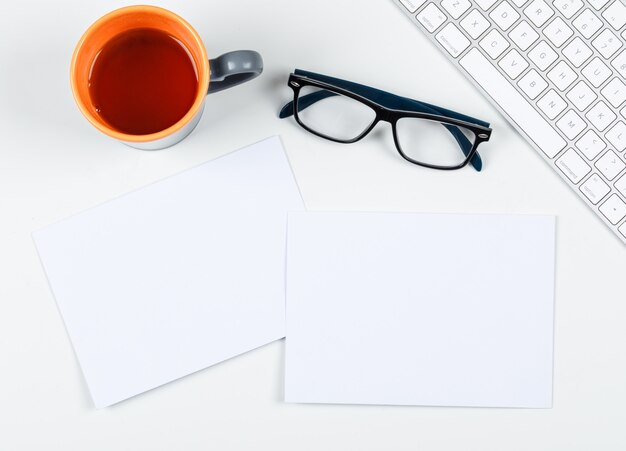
xmin=394 ymin=0 xmax=626 ymax=244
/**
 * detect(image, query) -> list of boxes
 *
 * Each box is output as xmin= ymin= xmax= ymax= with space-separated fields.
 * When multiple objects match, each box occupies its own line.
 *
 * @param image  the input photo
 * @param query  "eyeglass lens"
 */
xmin=395 ymin=118 xmax=476 ymax=167
xmin=296 ymin=86 xmax=376 ymax=141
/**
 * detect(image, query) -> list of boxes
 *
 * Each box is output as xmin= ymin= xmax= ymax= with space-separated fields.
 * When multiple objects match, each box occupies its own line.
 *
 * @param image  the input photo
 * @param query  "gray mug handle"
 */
xmin=207 ymin=50 xmax=263 ymax=94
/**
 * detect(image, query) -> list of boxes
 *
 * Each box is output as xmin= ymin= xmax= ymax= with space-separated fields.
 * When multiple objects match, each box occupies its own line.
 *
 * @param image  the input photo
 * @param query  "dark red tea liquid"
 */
xmin=89 ymin=28 xmax=198 ymax=135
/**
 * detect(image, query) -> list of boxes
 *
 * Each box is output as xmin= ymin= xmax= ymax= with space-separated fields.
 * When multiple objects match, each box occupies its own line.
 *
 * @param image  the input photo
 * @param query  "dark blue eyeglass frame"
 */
xmin=279 ymin=69 xmax=493 ymax=171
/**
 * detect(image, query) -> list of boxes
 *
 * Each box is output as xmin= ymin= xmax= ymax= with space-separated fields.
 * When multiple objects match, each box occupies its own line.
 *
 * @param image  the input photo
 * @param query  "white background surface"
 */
xmin=1 ymin=0 xmax=625 ymax=449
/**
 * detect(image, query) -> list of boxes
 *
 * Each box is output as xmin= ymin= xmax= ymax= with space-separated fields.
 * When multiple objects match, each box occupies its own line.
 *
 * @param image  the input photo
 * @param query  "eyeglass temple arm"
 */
xmin=280 ymin=70 xmax=491 ymax=171
xmin=290 ymin=70 xmax=491 ymax=127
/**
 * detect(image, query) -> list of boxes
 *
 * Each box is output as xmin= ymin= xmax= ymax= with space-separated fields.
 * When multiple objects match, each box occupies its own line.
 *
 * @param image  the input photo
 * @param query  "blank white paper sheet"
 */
xmin=285 ymin=212 xmax=555 ymax=408
xmin=33 ymin=137 xmax=304 ymax=408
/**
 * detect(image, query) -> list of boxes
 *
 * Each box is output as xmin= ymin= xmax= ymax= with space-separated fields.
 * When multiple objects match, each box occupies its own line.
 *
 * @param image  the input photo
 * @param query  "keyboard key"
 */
xmin=490 ymin=1 xmax=520 ymax=30
xmin=538 ymin=89 xmax=568 ymax=119
xmin=611 ymin=50 xmax=626 ymax=79
xmin=567 ymin=80 xmax=598 ymax=111
xmin=556 ymin=148 xmax=591 ymax=182
xmin=512 ymin=0 xmax=530 ymax=6
xmin=528 ymin=41 xmax=559 ymax=71
xmin=586 ymin=101 xmax=617 ymax=131
xmin=436 ymin=23 xmax=471 ymax=57
xmin=441 ymin=0 xmax=472 ymax=19
xmin=592 ymin=29 xmax=622 ymax=59
xmin=498 ymin=49 xmax=530 ymax=79
xmin=599 ymin=194 xmax=626 ymax=224
xmin=547 ymin=61 xmax=577 ymax=91
xmin=509 ymin=21 xmax=540 ymax=51
xmin=588 ymin=0 xmax=611 ymax=9
xmin=519 ymin=69 xmax=549 ymax=99
xmin=460 ymin=9 xmax=491 ymax=39
xmin=479 ymin=29 xmax=510 ymax=58
xmin=580 ymin=173 xmax=611 ymax=204
xmin=606 ymin=121 xmax=626 ymax=152
xmin=615 ymin=173 xmax=626 ymax=197
xmin=524 ymin=0 xmax=555 ymax=27
xmin=581 ymin=57 xmax=612 ymax=88
xmin=595 ymin=149 xmax=626 ymax=180
xmin=418 ymin=4 xmax=447 ymax=32
xmin=399 ymin=0 xmax=425 ymax=13
xmin=602 ymin=78 xmax=626 ymax=108
xmin=543 ymin=17 xmax=574 ymax=47
xmin=602 ymin=1 xmax=626 ymax=31
xmin=562 ymin=37 xmax=593 ymax=68
xmin=552 ymin=0 xmax=584 ymax=19
xmin=556 ymin=109 xmax=587 ymax=139
xmin=475 ymin=0 xmax=499 ymax=10
xmin=576 ymin=129 xmax=607 ymax=159
xmin=460 ymin=48 xmax=567 ymax=158
xmin=573 ymin=9 xmax=603 ymax=39
xmin=619 ymin=222 xmax=626 ymax=237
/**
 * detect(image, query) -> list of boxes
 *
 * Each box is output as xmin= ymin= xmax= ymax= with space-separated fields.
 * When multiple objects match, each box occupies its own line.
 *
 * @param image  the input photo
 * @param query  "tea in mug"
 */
xmin=88 ymin=28 xmax=199 ymax=135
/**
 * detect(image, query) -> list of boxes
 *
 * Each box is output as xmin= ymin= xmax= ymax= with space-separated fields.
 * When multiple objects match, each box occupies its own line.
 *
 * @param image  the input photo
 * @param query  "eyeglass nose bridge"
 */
xmin=377 ymin=109 xmax=395 ymax=124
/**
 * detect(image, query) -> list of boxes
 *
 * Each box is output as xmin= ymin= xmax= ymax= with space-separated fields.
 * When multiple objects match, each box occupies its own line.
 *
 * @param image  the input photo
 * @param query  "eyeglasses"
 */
xmin=279 ymin=70 xmax=493 ymax=171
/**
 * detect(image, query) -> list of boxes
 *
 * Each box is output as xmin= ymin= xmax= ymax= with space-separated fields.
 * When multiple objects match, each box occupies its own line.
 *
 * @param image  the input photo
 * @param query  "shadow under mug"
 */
xmin=70 ymin=5 xmax=263 ymax=150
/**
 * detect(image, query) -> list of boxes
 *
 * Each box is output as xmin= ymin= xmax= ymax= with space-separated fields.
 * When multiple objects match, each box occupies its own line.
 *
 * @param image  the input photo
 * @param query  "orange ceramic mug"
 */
xmin=70 ymin=5 xmax=263 ymax=150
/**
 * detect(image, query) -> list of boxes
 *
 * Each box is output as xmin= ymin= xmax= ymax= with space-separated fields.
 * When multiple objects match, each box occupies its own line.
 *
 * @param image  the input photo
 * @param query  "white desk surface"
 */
xmin=1 ymin=0 xmax=625 ymax=449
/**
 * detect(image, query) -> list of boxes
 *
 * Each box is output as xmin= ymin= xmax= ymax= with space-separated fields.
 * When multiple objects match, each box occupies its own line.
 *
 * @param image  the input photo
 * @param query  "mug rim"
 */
xmin=70 ymin=5 xmax=210 ymax=143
